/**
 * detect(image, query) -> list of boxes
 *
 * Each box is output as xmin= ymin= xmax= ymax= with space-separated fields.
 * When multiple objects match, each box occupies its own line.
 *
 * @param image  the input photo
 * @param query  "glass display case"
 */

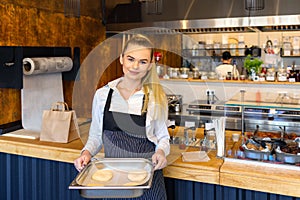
xmin=225 ymin=90 xmax=300 ymax=166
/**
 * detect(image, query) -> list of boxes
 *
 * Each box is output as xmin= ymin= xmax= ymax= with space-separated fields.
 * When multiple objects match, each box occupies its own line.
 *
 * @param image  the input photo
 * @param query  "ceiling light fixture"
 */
xmin=245 ymin=0 xmax=265 ymax=11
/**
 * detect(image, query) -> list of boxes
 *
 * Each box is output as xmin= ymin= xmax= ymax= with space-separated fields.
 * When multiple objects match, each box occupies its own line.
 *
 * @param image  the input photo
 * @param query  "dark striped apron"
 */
xmin=102 ymin=88 xmax=167 ymax=200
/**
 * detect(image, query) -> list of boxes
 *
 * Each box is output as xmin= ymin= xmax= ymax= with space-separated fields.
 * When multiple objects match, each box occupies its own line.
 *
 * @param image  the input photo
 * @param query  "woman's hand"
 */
xmin=74 ymin=150 xmax=92 ymax=172
xmin=152 ymin=149 xmax=167 ymax=170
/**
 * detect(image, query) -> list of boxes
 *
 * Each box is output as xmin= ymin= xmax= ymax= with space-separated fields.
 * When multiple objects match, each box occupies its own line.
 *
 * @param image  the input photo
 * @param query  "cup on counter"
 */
xmin=179 ymin=137 xmax=186 ymax=150
xmin=232 ymin=133 xmax=240 ymax=142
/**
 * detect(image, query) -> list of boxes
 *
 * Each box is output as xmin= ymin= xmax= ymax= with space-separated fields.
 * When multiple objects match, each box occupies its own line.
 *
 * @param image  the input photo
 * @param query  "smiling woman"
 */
xmin=74 ymin=34 xmax=170 ymax=200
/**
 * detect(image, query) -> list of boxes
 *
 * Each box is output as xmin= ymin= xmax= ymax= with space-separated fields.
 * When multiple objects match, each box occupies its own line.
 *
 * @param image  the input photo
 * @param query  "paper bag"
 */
xmin=40 ymin=102 xmax=80 ymax=143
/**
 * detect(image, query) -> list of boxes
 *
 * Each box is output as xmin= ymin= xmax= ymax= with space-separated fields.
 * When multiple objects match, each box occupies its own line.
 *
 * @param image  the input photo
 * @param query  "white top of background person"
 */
xmin=215 ymin=51 xmax=239 ymax=78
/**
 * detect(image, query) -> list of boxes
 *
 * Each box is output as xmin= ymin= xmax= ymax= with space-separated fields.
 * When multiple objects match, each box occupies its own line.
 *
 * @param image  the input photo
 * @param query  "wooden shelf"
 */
xmin=161 ymin=78 xmax=300 ymax=85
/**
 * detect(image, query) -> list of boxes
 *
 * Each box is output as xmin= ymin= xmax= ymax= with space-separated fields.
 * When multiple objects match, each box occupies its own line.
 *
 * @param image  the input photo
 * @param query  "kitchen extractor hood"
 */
xmin=107 ymin=15 xmax=300 ymax=34
xmin=106 ymin=0 xmax=300 ymax=33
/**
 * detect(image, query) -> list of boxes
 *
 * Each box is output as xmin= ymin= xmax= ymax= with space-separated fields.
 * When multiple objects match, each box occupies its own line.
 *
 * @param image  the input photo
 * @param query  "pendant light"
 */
xmin=245 ymin=0 xmax=265 ymax=11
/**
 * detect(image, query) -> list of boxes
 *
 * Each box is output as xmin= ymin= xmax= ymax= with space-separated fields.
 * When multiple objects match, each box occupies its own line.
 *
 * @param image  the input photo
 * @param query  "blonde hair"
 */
xmin=122 ymin=34 xmax=168 ymax=121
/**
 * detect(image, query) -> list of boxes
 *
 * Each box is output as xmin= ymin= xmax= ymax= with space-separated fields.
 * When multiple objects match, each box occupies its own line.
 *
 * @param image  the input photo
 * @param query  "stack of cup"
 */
xmin=212 ymin=117 xmax=226 ymax=157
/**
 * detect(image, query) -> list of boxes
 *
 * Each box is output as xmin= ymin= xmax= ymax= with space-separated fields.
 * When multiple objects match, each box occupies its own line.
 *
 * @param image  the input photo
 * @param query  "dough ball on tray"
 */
xmin=127 ymin=170 xmax=148 ymax=182
xmin=92 ymin=169 xmax=113 ymax=182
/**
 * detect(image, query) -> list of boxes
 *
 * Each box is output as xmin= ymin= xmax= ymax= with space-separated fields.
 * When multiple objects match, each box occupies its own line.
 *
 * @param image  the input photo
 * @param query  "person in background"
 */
xmin=215 ymin=51 xmax=239 ymax=79
xmin=74 ymin=34 xmax=170 ymax=200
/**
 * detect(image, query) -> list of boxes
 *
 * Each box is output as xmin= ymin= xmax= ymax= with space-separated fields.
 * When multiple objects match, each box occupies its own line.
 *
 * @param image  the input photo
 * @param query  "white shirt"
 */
xmin=215 ymin=64 xmax=236 ymax=77
xmin=83 ymin=77 xmax=170 ymax=157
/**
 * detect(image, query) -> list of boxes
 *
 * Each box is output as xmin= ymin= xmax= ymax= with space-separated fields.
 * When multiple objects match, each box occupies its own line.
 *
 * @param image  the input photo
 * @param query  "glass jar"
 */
xmin=240 ymin=75 xmax=246 ymax=80
xmin=169 ymin=68 xmax=180 ymax=79
xmin=208 ymin=71 xmax=217 ymax=80
xmin=277 ymin=68 xmax=287 ymax=82
xmin=204 ymin=129 xmax=216 ymax=150
xmin=192 ymin=68 xmax=200 ymax=79
xmin=283 ymin=42 xmax=292 ymax=56
xmin=200 ymin=71 xmax=208 ymax=80
xmin=266 ymin=68 xmax=276 ymax=82
xmin=180 ymin=67 xmax=189 ymax=79
xmin=259 ymin=73 xmax=266 ymax=81
xmin=205 ymin=43 xmax=214 ymax=56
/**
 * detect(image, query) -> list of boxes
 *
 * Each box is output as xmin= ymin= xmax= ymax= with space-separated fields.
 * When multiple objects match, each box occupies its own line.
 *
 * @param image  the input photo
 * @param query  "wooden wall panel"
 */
xmin=150 ymin=34 xmax=182 ymax=68
xmin=97 ymin=36 xmax=123 ymax=89
xmin=0 ymin=0 xmax=105 ymax=125
xmin=0 ymin=89 xmax=21 ymax=124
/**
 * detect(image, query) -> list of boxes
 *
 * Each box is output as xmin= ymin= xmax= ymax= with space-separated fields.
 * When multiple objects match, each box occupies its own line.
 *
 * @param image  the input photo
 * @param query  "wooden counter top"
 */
xmin=220 ymin=158 xmax=300 ymax=197
xmin=0 ymin=134 xmax=84 ymax=163
xmin=0 ymin=123 xmax=94 ymax=163
xmin=0 ymin=127 xmax=300 ymax=197
xmin=163 ymin=145 xmax=223 ymax=184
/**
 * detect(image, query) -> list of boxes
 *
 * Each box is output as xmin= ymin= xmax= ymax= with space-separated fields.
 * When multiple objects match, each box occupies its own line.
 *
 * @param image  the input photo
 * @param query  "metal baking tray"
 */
xmin=276 ymin=152 xmax=300 ymax=164
xmin=243 ymin=139 xmax=272 ymax=161
xmin=244 ymin=148 xmax=271 ymax=160
xmin=69 ymin=158 xmax=154 ymax=198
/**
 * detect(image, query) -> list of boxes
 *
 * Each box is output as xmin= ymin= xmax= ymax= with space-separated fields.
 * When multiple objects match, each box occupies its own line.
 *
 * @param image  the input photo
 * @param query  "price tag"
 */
xmin=201 ymin=75 xmax=207 ymax=80
xmin=289 ymin=78 xmax=296 ymax=82
xmin=185 ymin=121 xmax=195 ymax=128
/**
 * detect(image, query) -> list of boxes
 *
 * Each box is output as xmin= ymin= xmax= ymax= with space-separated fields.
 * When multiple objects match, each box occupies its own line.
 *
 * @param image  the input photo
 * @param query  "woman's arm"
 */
xmin=82 ymin=89 xmax=108 ymax=156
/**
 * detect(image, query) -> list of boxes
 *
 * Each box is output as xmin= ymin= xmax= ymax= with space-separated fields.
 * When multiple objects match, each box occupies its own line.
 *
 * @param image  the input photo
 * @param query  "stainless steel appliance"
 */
xmin=168 ymin=98 xmax=300 ymax=133
xmin=167 ymin=94 xmax=182 ymax=113
xmin=186 ymin=100 xmax=241 ymax=116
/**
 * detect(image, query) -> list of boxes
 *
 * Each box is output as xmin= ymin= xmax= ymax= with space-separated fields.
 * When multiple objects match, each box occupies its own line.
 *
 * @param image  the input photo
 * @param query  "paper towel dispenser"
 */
xmin=0 ymin=46 xmax=80 ymax=89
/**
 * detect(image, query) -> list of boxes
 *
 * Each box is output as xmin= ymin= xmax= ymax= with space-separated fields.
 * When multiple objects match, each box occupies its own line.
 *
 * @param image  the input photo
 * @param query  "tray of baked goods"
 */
xmin=275 ymin=140 xmax=300 ymax=164
xmin=69 ymin=158 xmax=154 ymax=198
xmin=253 ymin=130 xmax=298 ymax=141
xmin=242 ymin=129 xmax=300 ymax=164
xmin=242 ymin=138 xmax=273 ymax=160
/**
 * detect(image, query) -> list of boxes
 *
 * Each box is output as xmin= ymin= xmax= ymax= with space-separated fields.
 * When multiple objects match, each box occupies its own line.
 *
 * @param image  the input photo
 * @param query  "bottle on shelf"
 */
xmin=192 ymin=44 xmax=199 ymax=56
xmin=238 ymin=41 xmax=245 ymax=56
xmin=198 ymin=41 xmax=206 ymax=56
xmin=231 ymin=60 xmax=239 ymax=80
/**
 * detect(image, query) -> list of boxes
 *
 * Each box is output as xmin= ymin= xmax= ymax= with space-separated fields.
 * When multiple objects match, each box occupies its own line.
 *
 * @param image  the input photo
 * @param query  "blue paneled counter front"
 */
xmin=0 ymin=131 xmax=300 ymax=200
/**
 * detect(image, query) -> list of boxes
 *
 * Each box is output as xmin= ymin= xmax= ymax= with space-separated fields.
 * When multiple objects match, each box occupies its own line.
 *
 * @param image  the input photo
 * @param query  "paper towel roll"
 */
xmin=23 ymin=57 xmax=73 ymax=75
xmin=21 ymin=57 xmax=72 ymax=132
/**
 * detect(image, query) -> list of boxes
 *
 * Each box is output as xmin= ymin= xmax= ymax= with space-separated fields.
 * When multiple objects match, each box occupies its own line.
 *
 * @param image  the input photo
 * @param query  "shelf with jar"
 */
xmin=182 ymin=48 xmax=249 ymax=59
xmin=279 ymin=35 xmax=300 ymax=57
xmin=280 ymin=48 xmax=300 ymax=57
xmin=160 ymin=77 xmax=300 ymax=85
